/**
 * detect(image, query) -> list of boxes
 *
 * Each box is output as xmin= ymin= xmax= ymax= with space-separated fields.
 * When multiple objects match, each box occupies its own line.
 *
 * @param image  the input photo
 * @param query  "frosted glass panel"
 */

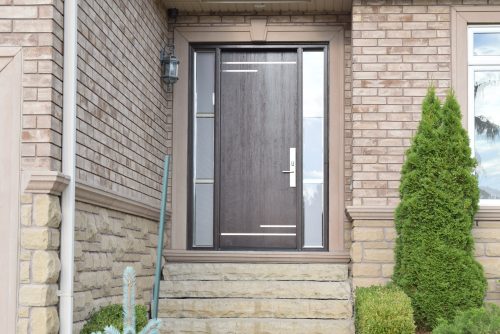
xmin=473 ymin=33 xmax=500 ymax=56
xmin=303 ymin=51 xmax=324 ymax=117
xmin=474 ymin=70 xmax=500 ymax=199
xmin=194 ymin=118 xmax=214 ymax=179
xmin=195 ymin=52 xmax=215 ymax=114
xmin=302 ymin=50 xmax=325 ymax=248
xmin=194 ymin=184 xmax=214 ymax=247
xmin=303 ymin=183 xmax=323 ymax=247
xmin=303 ymin=118 xmax=324 ymax=180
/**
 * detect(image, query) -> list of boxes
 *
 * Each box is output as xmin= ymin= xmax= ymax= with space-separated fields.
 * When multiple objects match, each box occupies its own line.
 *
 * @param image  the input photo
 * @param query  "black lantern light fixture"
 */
xmin=160 ymin=50 xmax=179 ymax=84
xmin=161 ymin=8 xmax=179 ymax=85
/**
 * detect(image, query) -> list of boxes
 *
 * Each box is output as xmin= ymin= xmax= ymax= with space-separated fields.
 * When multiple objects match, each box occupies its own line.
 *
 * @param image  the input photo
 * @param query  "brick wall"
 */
xmin=76 ymin=0 xmax=171 ymax=208
xmin=350 ymin=0 xmax=500 ymax=305
xmin=73 ymin=202 xmax=163 ymax=331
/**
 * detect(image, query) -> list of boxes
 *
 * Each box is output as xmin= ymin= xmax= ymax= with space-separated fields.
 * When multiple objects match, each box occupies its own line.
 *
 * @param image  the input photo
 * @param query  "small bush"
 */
xmin=80 ymin=304 xmax=148 ymax=334
xmin=355 ymin=285 xmax=415 ymax=334
xmin=433 ymin=304 xmax=500 ymax=334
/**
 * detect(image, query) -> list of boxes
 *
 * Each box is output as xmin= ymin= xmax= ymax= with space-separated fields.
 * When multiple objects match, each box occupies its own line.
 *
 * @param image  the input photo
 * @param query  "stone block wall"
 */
xmin=19 ymin=194 xmax=62 ymax=334
xmin=73 ymin=202 xmax=163 ymax=331
xmin=76 ymin=0 xmax=172 ymax=208
xmin=349 ymin=210 xmax=500 ymax=305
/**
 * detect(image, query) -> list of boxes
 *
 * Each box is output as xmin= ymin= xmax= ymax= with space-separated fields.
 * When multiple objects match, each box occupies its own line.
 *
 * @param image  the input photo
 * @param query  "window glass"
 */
xmin=192 ymin=51 xmax=215 ymax=247
xmin=473 ymin=70 xmax=500 ymax=199
xmin=473 ymin=33 xmax=500 ymax=56
xmin=303 ymin=50 xmax=325 ymax=248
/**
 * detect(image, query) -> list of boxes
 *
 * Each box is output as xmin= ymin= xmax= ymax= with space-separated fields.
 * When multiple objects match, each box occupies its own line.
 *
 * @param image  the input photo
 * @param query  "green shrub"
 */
xmin=433 ymin=304 xmax=500 ymax=334
xmin=393 ymin=87 xmax=487 ymax=330
xmin=80 ymin=304 xmax=148 ymax=334
xmin=355 ymin=285 xmax=415 ymax=334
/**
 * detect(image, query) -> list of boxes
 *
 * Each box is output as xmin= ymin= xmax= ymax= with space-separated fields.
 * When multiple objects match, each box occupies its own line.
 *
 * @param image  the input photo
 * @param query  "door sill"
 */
xmin=165 ymin=249 xmax=350 ymax=264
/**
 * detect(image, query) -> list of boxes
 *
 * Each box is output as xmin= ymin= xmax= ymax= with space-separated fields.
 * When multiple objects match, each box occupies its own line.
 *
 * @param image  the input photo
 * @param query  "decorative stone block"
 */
xmin=31 ymin=307 xmax=59 ymax=334
xmin=19 ymin=284 xmax=58 ymax=307
xmin=32 ymin=251 xmax=60 ymax=283
xmin=33 ymin=195 xmax=61 ymax=227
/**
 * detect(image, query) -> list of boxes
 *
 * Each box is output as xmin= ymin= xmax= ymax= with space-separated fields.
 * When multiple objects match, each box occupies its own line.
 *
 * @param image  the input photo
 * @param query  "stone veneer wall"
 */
xmin=73 ymin=202 xmax=162 ymax=331
xmin=349 ymin=0 xmax=500 ymax=304
xmin=175 ymin=11 xmax=354 ymax=248
xmin=0 ymin=0 xmax=64 ymax=333
xmin=349 ymin=210 xmax=500 ymax=305
xmin=76 ymin=0 xmax=172 ymax=208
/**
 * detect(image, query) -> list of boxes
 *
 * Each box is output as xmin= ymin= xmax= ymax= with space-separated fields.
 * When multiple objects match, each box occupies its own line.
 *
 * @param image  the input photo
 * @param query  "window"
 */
xmin=468 ymin=26 xmax=500 ymax=203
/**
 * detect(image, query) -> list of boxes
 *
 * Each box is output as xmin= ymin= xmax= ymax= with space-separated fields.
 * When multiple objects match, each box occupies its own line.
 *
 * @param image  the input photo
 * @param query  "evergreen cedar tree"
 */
xmin=393 ymin=87 xmax=487 ymax=331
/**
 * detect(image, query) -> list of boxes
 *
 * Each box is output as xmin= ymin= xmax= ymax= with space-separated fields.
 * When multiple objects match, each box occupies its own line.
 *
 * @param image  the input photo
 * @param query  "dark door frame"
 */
xmin=187 ymin=43 xmax=329 ymax=251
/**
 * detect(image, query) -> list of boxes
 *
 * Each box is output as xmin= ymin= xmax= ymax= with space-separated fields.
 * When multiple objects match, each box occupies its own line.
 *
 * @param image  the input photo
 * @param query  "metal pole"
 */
xmin=152 ymin=155 xmax=170 ymax=319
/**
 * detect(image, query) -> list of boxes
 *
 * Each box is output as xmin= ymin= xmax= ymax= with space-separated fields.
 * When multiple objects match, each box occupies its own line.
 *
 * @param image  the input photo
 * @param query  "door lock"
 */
xmin=281 ymin=147 xmax=296 ymax=188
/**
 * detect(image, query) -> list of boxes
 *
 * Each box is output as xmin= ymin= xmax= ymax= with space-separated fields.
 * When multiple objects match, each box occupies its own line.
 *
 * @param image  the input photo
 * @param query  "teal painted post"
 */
xmin=152 ymin=155 xmax=170 ymax=319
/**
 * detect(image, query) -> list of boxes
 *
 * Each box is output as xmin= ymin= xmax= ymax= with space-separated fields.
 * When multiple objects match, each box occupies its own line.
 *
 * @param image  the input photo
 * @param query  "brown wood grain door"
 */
xmin=219 ymin=49 xmax=299 ymax=249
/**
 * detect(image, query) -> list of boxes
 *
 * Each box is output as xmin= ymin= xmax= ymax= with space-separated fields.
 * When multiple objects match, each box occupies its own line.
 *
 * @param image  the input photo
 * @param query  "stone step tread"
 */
xmin=158 ymin=298 xmax=352 ymax=319
xmin=164 ymin=263 xmax=348 ymax=281
xmin=160 ymin=280 xmax=351 ymax=299
xmin=160 ymin=318 xmax=354 ymax=334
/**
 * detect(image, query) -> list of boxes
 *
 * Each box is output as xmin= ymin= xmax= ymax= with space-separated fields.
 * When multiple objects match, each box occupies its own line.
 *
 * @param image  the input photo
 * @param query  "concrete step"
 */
xmin=160 ymin=280 xmax=351 ymax=299
xmin=163 ymin=263 xmax=348 ymax=281
xmin=160 ymin=318 xmax=354 ymax=334
xmin=158 ymin=298 xmax=352 ymax=319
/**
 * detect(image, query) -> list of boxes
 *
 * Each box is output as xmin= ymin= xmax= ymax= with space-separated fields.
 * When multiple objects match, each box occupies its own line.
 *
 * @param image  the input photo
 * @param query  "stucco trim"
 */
xmin=172 ymin=20 xmax=346 ymax=255
xmin=166 ymin=250 xmax=350 ymax=264
xmin=24 ymin=171 xmax=70 ymax=195
xmin=75 ymin=181 xmax=167 ymax=221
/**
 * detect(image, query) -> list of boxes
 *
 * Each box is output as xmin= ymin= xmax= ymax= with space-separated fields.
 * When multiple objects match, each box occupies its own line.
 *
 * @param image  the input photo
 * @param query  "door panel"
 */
xmin=219 ymin=50 xmax=298 ymax=249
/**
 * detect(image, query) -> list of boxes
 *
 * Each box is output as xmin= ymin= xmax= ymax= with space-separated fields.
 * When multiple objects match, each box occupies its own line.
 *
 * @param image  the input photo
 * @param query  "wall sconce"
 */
xmin=161 ymin=49 xmax=179 ymax=84
xmin=161 ymin=8 xmax=179 ymax=85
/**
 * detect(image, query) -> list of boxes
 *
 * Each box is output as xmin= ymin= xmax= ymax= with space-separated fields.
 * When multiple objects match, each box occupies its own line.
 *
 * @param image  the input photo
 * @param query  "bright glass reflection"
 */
xmin=474 ymin=33 xmax=500 ymax=56
xmin=303 ymin=50 xmax=325 ymax=248
xmin=474 ymin=70 xmax=500 ymax=199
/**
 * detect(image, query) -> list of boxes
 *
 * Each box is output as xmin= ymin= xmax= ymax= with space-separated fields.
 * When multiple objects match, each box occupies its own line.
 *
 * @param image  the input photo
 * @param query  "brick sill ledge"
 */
xmin=165 ymin=250 xmax=350 ymax=264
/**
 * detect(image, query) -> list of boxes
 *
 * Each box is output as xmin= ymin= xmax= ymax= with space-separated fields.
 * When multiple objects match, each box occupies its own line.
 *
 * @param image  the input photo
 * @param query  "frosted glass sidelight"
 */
xmin=194 ymin=184 xmax=214 ymax=247
xmin=195 ymin=52 xmax=215 ymax=114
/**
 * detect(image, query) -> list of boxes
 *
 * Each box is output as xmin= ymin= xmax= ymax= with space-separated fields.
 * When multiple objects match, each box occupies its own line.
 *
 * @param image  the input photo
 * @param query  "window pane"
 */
xmin=303 ymin=51 xmax=324 ymax=118
xmin=194 ymin=117 xmax=214 ymax=179
xmin=474 ymin=33 xmax=500 ymax=56
xmin=474 ymin=70 xmax=500 ymax=199
xmin=303 ymin=118 xmax=324 ymax=180
xmin=195 ymin=52 xmax=215 ymax=114
xmin=193 ymin=184 xmax=214 ymax=247
xmin=303 ymin=183 xmax=323 ymax=247
xmin=303 ymin=50 xmax=325 ymax=248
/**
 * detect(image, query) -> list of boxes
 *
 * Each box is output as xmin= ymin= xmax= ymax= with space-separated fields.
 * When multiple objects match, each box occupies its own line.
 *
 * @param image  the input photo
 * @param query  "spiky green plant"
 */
xmin=91 ymin=267 xmax=161 ymax=334
xmin=393 ymin=87 xmax=487 ymax=331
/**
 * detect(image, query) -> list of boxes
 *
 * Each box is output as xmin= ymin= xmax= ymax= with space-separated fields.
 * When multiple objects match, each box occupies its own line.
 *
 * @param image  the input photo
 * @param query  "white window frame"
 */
xmin=468 ymin=25 xmax=500 ymax=205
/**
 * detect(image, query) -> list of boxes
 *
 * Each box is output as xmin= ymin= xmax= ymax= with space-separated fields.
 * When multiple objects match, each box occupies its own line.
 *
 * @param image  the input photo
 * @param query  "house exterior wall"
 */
xmin=349 ymin=0 xmax=500 ymax=306
xmin=72 ymin=0 xmax=172 ymax=329
xmin=76 ymin=0 xmax=171 ymax=208
xmin=0 ymin=0 xmax=65 ymax=333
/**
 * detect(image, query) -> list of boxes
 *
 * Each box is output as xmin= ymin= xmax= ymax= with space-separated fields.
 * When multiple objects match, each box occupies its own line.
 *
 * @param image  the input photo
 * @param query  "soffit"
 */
xmin=162 ymin=0 xmax=351 ymax=14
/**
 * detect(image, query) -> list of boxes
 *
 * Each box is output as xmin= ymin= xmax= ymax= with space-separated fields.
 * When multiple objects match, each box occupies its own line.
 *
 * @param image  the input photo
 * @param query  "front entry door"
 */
xmin=219 ymin=50 xmax=299 ymax=249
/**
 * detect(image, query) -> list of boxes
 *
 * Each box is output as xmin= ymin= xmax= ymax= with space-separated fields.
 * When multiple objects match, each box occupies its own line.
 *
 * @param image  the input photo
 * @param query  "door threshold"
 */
xmin=165 ymin=249 xmax=350 ymax=264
